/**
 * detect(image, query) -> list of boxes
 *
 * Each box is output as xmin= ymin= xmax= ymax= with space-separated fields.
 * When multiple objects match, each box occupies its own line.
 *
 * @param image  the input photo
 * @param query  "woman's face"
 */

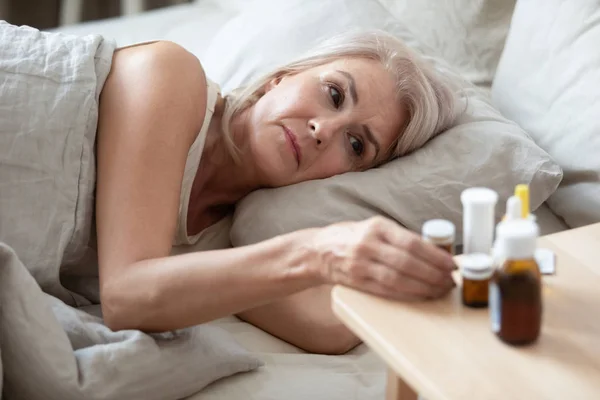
xmin=242 ymin=58 xmax=406 ymax=187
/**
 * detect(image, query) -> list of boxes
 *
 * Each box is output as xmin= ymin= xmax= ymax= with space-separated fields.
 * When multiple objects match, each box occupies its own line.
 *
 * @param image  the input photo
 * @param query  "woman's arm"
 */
xmin=236 ymin=285 xmax=362 ymax=355
xmin=102 ymin=228 xmax=319 ymax=332
xmin=95 ymin=41 xmax=319 ymax=332
xmin=95 ymin=41 xmax=455 ymax=338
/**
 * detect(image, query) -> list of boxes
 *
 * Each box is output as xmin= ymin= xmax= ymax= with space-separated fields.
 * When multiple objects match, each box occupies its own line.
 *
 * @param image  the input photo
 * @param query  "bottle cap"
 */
xmin=422 ymin=219 xmax=455 ymax=242
xmin=515 ymin=184 xmax=530 ymax=219
xmin=505 ymin=196 xmax=522 ymax=221
xmin=460 ymin=253 xmax=494 ymax=280
xmin=496 ymin=219 xmax=539 ymax=260
xmin=461 ymin=187 xmax=498 ymax=254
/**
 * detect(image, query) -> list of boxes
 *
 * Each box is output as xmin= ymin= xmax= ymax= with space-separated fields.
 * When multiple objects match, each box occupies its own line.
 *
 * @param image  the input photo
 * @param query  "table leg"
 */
xmin=386 ymin=368 xmax=418 ymax=400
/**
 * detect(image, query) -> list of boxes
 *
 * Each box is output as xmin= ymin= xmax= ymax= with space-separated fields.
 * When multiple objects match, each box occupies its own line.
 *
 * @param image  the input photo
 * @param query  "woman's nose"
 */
xmin=309 ymin=119 xmax=337 ymax=146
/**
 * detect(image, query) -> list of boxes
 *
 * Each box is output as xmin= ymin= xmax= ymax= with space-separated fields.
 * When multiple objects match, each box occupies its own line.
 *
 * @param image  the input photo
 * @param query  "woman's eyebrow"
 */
xmin=336 ymin=70 xmax=358 ymax=104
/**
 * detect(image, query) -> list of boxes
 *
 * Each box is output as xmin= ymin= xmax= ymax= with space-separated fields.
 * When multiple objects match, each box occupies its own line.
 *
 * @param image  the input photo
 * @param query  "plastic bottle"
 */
xmin=460 ymin=188 xmax=498 ymax=254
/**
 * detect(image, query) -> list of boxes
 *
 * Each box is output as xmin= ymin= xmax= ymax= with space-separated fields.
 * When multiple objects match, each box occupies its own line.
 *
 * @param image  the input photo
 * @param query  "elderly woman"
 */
xmin=1 ymin=27 xmax=460 ymax=355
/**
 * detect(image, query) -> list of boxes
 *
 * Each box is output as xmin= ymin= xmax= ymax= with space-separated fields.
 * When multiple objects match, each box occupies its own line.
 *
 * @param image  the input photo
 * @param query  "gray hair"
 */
xmin=221 ymin=29 xmax=462 ymax=163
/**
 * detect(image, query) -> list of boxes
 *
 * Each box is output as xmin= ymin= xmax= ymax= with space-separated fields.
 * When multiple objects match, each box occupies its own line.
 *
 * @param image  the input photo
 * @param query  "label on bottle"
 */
xmin=489 ymin=282 xmax=501 ymax=333
xmin=535 ymin=248 xmax=556 ymax=275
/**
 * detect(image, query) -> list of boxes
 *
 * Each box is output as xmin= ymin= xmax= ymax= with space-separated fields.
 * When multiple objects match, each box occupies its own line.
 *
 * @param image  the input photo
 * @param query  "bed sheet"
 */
xmin=194 ymin=317 xmax=385 ymax=400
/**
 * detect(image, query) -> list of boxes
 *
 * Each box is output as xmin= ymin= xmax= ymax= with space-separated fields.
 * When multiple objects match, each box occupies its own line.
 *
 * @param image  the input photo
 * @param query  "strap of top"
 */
xmin=173 ymin=78 xmax=220 ymax=246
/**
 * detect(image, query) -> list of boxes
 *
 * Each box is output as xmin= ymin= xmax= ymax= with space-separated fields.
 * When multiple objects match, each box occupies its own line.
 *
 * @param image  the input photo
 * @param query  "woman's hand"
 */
xmin=307 ymin=216 xmax=457 ymax=301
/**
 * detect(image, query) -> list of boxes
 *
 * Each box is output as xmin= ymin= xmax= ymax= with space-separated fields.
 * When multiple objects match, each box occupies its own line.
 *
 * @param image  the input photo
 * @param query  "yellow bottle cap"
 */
xmin=514 ymin=184 xmax=530 ymax=219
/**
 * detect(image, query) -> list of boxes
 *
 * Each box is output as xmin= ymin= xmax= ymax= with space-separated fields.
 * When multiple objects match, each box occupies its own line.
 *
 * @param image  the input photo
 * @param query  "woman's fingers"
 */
xmin=374 ymin=217 xmax=456 ymax=272
xmin=370 ymin=243 xmax=454 ymax=288
xmin=337 ymin=258 xmax=454 ymax=301
xmin=316 ymin=216 xmax=457 ymax=302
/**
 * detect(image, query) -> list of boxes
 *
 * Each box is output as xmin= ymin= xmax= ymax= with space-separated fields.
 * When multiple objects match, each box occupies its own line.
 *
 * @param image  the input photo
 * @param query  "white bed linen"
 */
xmin=49 ymin=2 xmax=569 ymax=399
xmin=193 ymin=317 xmax=386 ymax=400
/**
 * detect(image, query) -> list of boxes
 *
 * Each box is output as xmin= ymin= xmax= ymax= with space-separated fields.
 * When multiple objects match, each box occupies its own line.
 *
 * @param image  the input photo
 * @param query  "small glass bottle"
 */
xmin=489 ymin=219 xmax=543 ymax=346
xmin=422 ymin=219 xmax=455 ymax=254
xmin=460 ymin=253 xmax=494 ymax=308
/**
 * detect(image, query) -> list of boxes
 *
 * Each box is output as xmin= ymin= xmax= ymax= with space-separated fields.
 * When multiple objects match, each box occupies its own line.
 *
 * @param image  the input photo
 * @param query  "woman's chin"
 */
xmin=256 ymin=162 xmax=296 ymax=188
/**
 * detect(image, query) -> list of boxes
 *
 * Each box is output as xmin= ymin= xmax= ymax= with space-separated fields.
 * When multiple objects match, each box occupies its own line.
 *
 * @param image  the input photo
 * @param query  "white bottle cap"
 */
xmin=460 ymin=253 xmax=494 ymax=280
xmin=505 ymin=196 xmax=521 ymax=221
xmin=461 ymin=187 xmax=498 ymax=254
xmin=496 ymin=219 xmax=539 ymax=260
xmin=422 ymin=219 xmax=455 ymax=242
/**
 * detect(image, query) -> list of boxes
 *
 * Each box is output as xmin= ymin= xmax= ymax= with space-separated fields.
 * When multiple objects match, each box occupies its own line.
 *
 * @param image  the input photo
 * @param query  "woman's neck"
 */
xmin=191 ymin=98 xmax=259 ymax=208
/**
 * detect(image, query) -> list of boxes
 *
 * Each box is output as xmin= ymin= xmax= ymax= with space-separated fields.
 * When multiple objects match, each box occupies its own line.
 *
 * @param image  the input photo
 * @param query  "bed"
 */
xmin=42 ymin=1 xmax=573 ymax=399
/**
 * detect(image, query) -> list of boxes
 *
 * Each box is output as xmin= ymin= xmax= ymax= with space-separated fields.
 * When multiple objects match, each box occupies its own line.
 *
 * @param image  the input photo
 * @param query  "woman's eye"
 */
xmin=329 ymin=85 xmax=343 ymax=108
xmin=349 ymin=136 xmax=364 ymax=156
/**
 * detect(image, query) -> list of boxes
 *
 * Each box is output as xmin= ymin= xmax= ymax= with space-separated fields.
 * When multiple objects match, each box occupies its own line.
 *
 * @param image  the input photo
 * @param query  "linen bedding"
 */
xmin=43 ymin=1 xmax=573 ymax=400
xmin=0 ymin=21 xmax=259 ymax=400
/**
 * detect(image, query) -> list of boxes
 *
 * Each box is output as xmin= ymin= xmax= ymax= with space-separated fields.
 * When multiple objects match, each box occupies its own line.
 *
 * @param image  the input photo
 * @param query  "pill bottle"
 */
xmin=422 ymin=219 xmax=455 ymax=255
xmin=460 ymin=253 xmax=494 ymax=308
xmin=489 ymin=219 xmax=542 ymax=346
xmin=461 ymin=188 xmax=498 ymax=254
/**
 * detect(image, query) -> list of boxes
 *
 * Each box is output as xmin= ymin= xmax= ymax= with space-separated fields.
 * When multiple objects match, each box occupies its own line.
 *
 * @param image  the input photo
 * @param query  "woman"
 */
xmin=2 ymin=27 xmax=460 ymax=355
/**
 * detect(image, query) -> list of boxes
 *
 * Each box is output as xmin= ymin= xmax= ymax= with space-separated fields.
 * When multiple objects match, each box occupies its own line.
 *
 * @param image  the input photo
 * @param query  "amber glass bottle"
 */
xmin=460 ymin=253 xmax=494 ymax=308
xmin=489 ymin=220 xmax=542 ymax=345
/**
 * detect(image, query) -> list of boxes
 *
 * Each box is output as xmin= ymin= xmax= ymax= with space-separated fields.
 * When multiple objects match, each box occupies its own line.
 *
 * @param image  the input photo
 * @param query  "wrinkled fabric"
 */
xmin=0 ymin=21 xmax=260 ymax=400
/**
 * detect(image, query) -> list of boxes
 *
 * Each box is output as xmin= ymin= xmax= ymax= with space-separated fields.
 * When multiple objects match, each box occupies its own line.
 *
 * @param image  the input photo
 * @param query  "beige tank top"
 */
xmin=172 ymin=78 xmax=221 ymax=246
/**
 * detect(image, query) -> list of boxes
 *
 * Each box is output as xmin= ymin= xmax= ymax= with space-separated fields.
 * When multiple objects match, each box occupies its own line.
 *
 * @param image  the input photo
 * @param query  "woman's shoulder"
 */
xmin=105 ymin=40 xmax=209 ymax=144
xmin=114 ymin=40 xmax=202 ymax=71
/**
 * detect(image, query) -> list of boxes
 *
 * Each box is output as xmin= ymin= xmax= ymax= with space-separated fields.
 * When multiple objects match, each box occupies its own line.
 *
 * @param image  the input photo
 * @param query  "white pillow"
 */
xmin=50 ymin=1 xmax=236 ymax=61
xmin=376 ymin=0 xmax=516 ymax=86
xmin=492 ymin=0 xmax=600 ymax=228
xmin=200 ymin=0 xmax=562 ymax=245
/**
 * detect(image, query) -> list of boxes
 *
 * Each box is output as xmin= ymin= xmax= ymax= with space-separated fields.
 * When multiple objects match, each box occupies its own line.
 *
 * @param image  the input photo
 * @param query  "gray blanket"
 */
xmin=0 ymin=21 xmax=260 ymax=400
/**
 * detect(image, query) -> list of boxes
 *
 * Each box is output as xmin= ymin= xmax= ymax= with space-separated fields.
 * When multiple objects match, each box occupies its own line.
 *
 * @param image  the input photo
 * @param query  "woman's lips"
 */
xmin=283 ymin=126 xmax=301 ymax=165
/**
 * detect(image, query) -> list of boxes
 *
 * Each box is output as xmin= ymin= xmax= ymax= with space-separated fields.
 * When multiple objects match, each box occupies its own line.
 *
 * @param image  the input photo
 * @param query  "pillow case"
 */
xmin=492 ymin=0 xmax=600 ymax=228
xmin=200 ymin=0 xmax=562 ymax=245
xmin=376 ymin=0 xmax=516 ymax=86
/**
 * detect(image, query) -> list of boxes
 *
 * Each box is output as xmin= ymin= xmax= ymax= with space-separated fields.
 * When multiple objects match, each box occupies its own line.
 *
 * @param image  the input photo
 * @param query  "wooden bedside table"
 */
xmin=332 ymin=223 xmax=600 ymax=400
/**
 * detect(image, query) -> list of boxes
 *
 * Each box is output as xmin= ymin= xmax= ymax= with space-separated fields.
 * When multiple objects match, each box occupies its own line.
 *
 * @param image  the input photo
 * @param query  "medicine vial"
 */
xmin=422 ymin=219 xmax=455 ymax=255
xmin=460 ymin=253 xmax=494 ymax=308
xmin=460 ymin=188 xmax=498 ymax=254
xmin=489 ymin=219 xmax=542 ymax=346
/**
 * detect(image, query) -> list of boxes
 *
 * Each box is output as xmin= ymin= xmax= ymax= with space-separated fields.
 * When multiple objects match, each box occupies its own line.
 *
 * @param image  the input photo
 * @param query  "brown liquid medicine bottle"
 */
xmin=489 ymin=219 xmax=542 ymax=345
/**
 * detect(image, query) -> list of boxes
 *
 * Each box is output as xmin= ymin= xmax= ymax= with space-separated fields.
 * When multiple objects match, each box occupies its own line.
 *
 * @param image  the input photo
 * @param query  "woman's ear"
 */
xmin=265 ymin=74 xmax=284 ymax=92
